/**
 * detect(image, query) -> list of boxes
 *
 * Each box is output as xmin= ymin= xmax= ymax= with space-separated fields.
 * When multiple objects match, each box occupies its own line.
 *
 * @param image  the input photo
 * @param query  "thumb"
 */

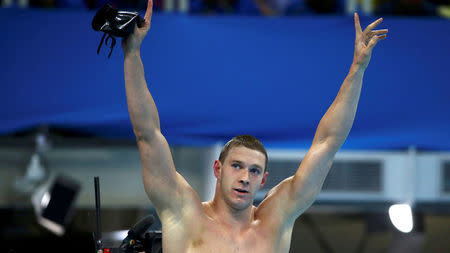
xmin=354 ymin=12 xmax=362 ymax=35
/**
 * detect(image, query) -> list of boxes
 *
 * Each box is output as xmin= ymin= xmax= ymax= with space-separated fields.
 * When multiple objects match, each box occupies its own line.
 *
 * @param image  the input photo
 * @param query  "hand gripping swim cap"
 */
xmin=92 ymin=4 xmax=145 ymax=58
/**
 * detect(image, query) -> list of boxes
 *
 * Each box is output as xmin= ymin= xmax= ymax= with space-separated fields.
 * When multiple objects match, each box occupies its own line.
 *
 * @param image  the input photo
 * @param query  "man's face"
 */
xmin=214 ymin=146 xmax=268 ymax=211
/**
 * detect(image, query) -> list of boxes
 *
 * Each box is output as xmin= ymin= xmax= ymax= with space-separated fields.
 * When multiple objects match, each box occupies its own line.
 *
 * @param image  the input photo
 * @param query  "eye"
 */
xmin=250 ymin=168 xmax=261 ymax=175
xmin=232 ymin=163 xmax=241 ymax=169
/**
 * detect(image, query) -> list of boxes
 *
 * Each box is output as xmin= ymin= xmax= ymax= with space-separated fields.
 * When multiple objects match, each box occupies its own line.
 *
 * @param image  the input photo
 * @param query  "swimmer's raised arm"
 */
xmin=122 ymin=0 xmax=202 ymax=216
xmin=289 ymin=13 xmax=388 ymax=215
xmin=122 ymin=0 xmax=156 ymax=137
xmin=258 ymin=14 xmax=388 ymax=222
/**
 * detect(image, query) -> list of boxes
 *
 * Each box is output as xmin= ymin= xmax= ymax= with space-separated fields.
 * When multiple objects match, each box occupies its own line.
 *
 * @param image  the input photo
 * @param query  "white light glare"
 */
xmin=389 ymin=204 xmax=413 ymax=233
xmin=41 ymin=192 xmax=51 ymax=209
xmin=113 ymin=230 xmax=128 ymax=241
xmin=107 ymin=230 xmax=128 ymax=241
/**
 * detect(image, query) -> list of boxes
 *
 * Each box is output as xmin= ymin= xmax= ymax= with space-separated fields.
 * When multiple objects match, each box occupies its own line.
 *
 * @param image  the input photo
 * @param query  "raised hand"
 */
xmin=353 ymin=13 xmax=388 ymax=69
xmin=121 ymin=0 xmax=153 ymax=54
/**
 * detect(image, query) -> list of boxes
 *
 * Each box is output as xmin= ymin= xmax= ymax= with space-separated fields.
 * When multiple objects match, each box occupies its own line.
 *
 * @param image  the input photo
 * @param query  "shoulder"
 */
xmin=254 ymin=177 xmax=298 ymax=227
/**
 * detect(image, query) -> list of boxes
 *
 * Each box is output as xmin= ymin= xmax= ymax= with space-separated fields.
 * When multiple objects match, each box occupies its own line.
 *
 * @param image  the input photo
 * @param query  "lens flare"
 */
xmin=388 ymin=204 xmax=413 ymax=233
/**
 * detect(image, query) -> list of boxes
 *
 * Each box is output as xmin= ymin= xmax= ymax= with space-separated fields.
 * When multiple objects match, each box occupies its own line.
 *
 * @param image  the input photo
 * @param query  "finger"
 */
xmin=371 ymin=29 xmax=389 ymax=36
xmin=144 ymin=0 xmax=153 ymax=23
xmin=363 ymin=17 xmax=383 ymax=34
xmin=368 ymin=34 xmax=387 ymax=49
xmin=354 ymin=13 xmax=362 ymax=34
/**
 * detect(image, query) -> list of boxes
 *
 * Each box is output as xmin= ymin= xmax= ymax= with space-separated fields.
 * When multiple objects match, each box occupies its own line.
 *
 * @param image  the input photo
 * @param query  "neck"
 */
xmin=207 ymin=186 xmax=255 ymax=230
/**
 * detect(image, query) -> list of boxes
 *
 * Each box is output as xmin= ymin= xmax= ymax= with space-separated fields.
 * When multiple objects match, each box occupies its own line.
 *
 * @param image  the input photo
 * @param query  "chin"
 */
xmin=230 ymin=197 xmax=253 ymax=211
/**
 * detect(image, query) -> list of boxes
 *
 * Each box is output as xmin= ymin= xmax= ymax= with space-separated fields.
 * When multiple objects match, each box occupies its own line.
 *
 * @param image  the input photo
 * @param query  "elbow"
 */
xmin=315 ymin=135 xmax=343 ymax=152
xmin=316 ymin=117 xmax=354 ymax=148
xmin=328 ymin=135 xmax=346 ymax=150
xmin=134 ymin=128 xmax=158 ymax=143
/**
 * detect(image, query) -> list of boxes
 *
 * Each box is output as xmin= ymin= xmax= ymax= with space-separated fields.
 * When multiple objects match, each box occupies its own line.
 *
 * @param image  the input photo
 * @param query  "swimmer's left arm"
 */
xmin=256 ymin=14 xmax=388 ymax=223
xmin=285 ymin=13 xmax=388 ymax=218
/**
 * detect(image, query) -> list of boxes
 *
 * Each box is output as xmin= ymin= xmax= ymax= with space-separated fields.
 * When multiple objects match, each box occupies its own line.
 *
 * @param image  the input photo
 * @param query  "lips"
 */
xmin=234 ymin=188 xmax=249 ymax=194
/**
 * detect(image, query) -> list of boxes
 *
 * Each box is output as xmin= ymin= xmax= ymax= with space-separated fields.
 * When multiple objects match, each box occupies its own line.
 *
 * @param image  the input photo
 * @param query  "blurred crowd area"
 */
xmin=192 ymin=0 xmax=449 ymax=17
xmin=1 ymin=0 xmax=449 ymax=17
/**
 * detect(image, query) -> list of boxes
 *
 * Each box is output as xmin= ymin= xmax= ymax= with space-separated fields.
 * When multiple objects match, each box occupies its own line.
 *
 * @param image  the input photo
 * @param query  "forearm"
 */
xmin=313 ymin=63 xmax=365 ymax=147
xmin=124 ymin=51 xmax=160 ymax=140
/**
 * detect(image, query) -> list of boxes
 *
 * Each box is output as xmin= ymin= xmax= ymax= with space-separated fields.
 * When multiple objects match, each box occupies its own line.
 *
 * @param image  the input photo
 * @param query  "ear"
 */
xmin=213 ymin=160 xmax=221 ymax=180
xmin=259 ymin=171 xmax=269 ymax=189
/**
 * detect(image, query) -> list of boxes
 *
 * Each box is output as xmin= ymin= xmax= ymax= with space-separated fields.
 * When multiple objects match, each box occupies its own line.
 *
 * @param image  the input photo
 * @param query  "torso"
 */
xmin=159 ymin=202 xmax=295 ymax=253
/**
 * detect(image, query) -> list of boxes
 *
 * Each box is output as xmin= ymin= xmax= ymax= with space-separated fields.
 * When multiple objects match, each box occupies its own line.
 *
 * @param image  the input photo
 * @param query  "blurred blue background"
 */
xmin=1 ymin=1 xmax=449 ymax=150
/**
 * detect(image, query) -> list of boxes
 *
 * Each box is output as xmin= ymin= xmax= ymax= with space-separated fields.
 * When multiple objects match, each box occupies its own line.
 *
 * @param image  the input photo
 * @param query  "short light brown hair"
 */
xmin=218 ymin=135 xmax=268 ymax=172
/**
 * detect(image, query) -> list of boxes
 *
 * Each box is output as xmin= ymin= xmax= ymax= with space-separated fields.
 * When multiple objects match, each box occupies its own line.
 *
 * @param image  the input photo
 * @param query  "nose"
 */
xmin=239 ymin=171 xmax=250 ymax=186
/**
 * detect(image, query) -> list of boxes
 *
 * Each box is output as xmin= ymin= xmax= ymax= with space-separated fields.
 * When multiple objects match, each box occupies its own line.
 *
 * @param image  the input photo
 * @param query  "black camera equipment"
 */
xmin=91 ymin=4 xmax=145 ymax=58
xmin=119 ymin=215 xmax=154 ymax=253
xmin=93 ymin=176 xmax=162 ymax=253
xmin=32 ymin=174 xmax=81 ymax=236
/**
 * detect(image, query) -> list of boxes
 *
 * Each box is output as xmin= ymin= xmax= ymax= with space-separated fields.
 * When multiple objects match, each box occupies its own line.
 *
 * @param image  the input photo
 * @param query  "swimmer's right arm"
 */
xmin=122 ymin=0 xmax=157 ymax=141
xmin=122 ymin=0 xmax=201 ymax=214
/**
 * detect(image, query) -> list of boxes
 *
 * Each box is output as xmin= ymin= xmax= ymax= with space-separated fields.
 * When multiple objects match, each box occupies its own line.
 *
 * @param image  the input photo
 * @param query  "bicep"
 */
xmin=289 ymin=139 xmax=338 ymax=214
xmin=257 ymin=140 xmax=339 ymax=225
xmin=138 ymin=131 xmax=202 ymax=215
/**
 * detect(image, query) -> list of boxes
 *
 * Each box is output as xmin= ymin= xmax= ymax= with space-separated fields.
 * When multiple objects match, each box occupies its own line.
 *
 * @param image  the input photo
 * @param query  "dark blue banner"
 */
xmin=1 ymin=9 xmax=449 ymax=150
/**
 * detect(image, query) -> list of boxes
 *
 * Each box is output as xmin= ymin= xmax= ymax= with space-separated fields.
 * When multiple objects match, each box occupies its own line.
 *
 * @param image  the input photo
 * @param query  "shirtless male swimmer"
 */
xmin=122 ymin=1 xmax=388 ymax=252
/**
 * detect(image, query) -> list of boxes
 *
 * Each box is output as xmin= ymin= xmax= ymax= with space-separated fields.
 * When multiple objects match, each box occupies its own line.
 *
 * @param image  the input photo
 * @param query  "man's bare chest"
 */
xmin=162 ymin=216 xmax=292 ymax=253
xmin=185 ymin=220 xmax=277 ymax=253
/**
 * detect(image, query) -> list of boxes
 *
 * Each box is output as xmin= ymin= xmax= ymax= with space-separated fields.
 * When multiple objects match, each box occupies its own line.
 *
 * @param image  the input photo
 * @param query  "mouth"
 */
xmin=233 ymin=188 xmax=249 ymax=195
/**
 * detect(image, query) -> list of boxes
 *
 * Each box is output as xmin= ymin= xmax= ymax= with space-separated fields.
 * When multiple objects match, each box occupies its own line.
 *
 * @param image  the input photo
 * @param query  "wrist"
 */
xmin=350 ymin=63 xmax=366 ymax=76
xmin=124 ymin=49 xmax=141 ymax=58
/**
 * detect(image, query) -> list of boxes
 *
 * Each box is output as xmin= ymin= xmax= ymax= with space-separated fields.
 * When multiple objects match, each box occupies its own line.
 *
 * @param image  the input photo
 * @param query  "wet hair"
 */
xmin=218 ymin=135 xmax=268 ymax=172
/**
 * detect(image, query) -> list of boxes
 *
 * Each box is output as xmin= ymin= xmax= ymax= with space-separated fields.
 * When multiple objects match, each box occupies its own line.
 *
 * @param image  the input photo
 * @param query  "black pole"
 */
xmin=94 ymin=176 xmax=103 ymax=253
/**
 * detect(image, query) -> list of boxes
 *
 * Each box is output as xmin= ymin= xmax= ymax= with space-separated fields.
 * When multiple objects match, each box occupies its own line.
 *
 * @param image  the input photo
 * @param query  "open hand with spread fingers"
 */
xmin=353 ymin=13 xmax=388 ymax=69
